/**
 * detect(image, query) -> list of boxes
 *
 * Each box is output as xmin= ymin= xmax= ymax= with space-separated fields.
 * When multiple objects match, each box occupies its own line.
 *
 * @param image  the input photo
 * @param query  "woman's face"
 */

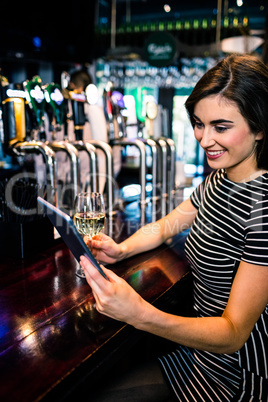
xmin=193 ymin=95 xmax=263 ymax=181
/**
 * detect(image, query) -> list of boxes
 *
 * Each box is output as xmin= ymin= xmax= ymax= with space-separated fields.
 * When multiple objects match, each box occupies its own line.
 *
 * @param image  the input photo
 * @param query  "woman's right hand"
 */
xmin=84 ymin=233 xmax=122 ymax=265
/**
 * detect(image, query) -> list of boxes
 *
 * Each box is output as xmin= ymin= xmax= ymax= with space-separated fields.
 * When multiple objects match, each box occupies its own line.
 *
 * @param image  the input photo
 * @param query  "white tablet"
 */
xmin=37 ymin=196 xmax=109 ymax=280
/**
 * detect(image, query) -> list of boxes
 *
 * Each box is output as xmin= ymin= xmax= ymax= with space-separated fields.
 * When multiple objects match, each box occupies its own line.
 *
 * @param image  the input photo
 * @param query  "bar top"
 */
xmin=0 ymin=230 xmax=189 ymax=402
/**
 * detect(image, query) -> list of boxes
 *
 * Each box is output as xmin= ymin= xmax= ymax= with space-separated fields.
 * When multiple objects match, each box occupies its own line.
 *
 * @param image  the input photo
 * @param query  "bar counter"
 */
xmin=0 ymin=214 xmax=190 ymax=402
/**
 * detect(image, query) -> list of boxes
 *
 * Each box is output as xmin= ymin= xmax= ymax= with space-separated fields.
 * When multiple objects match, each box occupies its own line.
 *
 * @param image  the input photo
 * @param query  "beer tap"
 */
xmin=163 ymin=137 xmax=176 ymax=213
xmin=103 ymin=82 xmax=115 ymax=140
xmin=110 ymin=90 xmax=126 ymax=139
xmin=65 ymin=88 xmax=98 ymax=193
xmin=87 ymin=138 xmax=115 ymax=219
xmin=0 ymin=78 xmax=58 ymax=206
xmin=104 ymin=88 xmax=147 ymax=224
xmin=84 ymin=84 xmax=115 ymax=217
xmin=23 ymin=77 xmax=81 ymax=205
xmin=23 ymin=76 xmax=47 ymax=140
xmin=44 ymin=83 xmax=67 ymax=135
xmin=108 ymin=88 xmax=164 ymax=223
xmin=64 ymin=82 xmax=116 ymax=220
xmin=144 ymin=100 xmax=176 ymax=217
xmin=153 ymin=134 xmax=176 ymax=215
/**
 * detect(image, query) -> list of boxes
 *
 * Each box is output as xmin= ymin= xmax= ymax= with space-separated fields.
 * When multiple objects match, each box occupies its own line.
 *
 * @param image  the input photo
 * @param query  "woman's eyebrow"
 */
xmin=210 ymin=119 xmax=234 ymax=124
xmin=192 ymin=113 xmax=202 ymax=122
xmin=192 ymin=114 xmax=234 ymax=125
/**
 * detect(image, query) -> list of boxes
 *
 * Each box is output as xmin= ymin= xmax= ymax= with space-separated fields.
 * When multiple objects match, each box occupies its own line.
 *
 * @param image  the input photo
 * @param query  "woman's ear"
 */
xmin=256 ymin=131 xmax=264 ymax=141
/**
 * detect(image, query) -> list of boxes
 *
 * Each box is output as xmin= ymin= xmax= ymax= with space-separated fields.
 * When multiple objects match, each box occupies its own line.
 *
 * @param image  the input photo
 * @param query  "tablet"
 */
xmin=37 ymin=196 xmax=109 ymax=280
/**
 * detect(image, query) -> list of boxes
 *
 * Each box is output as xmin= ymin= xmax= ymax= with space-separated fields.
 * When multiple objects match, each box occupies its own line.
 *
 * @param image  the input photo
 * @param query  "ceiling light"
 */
xmin=164 ymin=4 xmax=171 ymax=13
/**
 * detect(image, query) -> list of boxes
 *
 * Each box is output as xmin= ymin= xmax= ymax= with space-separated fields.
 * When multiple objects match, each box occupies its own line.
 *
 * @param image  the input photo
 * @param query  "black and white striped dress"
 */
xmin=159 ymin=169 xmax=268 ymax=401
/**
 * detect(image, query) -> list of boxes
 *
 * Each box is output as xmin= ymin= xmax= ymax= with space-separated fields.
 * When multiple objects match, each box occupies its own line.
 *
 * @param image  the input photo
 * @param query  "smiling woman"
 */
xmin=191 ymin=95 xmax=264 ymax=182
xmin=185 ymin=54 xmax=268 ymax=173
xmin=81 ymin=55 xmax=268 ymax=402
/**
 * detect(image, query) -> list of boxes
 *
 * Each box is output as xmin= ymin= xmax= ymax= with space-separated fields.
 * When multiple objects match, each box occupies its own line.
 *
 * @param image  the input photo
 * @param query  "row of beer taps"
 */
xmin=0 ymin=72 xmax=176 ymax=226
xmin=103 ymin=82 xmax=177 ymax=224
xmin=0 ymin=74 xmax=114 ymax=216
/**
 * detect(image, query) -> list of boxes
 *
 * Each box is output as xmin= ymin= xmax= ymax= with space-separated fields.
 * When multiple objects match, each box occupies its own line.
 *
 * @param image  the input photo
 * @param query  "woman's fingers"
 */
xmin=81 ymin=255 xmax=107 ymax=284
xmin=83 ymin=234 xmax=119 ymax=264
xmin=79 ymin=255 xmax=144 ymax=324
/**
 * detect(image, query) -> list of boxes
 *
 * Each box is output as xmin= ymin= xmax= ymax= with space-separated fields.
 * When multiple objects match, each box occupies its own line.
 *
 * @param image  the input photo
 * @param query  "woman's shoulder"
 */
xmin=203 ymin=169 xmax=225 ymax=187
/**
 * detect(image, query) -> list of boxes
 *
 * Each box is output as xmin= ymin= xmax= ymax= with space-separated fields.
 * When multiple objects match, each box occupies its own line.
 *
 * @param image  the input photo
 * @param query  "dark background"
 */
xmin=0 ymin=0 xmax=267 ymax=83
xmin=0 ymin=0 xmax=266 ymax=63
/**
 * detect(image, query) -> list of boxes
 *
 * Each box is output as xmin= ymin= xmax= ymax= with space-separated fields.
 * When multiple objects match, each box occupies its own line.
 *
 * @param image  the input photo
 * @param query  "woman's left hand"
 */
xmin=80 ymin=255 xmax=146 ymax=326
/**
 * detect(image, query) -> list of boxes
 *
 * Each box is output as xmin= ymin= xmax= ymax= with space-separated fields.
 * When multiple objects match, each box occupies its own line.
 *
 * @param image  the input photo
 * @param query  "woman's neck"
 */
xmin=226 ymin=167 xmax=267 ymax=183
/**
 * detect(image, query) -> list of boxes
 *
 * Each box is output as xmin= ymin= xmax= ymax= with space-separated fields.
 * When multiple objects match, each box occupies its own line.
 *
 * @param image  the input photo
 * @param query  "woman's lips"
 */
xmin=206 ymin=150 xmax=226 ymax=160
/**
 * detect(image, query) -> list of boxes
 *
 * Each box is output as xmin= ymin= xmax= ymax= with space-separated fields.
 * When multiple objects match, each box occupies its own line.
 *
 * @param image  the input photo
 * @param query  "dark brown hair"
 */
xmin=185 ymin=54 xmax=268 ymax=170
xmin=70 ymin=70 xmax=92 ymax=90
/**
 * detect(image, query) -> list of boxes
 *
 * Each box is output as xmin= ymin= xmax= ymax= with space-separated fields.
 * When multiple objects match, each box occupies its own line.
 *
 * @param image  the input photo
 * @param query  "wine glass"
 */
xmin=73 ymin=192 xmax=105 ymax=278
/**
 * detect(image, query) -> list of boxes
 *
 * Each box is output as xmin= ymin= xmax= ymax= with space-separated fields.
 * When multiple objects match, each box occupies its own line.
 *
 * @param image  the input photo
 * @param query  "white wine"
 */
xmin=73 ymin=212 xmax=105 ymax=237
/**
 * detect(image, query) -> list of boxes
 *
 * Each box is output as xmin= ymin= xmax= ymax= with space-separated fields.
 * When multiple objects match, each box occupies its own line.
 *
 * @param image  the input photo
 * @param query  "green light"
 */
xmin=193 ymin=19 xmax=199 ymax=29
xmin=202 ymin=19 xmax=208 ymax=29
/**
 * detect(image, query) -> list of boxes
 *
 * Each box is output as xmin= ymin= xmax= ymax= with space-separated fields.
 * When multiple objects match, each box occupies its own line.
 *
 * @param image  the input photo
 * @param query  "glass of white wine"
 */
xmin=73 ymin=192 xmax=105 ymax=278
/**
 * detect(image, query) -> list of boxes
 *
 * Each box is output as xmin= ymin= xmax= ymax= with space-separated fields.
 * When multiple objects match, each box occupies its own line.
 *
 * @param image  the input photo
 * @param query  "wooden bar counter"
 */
xmin=0 ymin=213 xmax=190 ymax=402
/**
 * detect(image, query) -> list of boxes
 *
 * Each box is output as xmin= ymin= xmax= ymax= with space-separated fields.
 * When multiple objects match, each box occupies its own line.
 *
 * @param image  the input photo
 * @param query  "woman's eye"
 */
xmin=215 ymin=126 xmax=228 ymax=133
xmin=194 ymin=121 xmax=203 ymax=129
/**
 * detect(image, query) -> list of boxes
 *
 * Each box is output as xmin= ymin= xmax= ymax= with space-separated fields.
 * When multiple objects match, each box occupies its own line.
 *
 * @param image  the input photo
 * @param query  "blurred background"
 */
xmin=0 ymin=0 xmax=267 ymax=221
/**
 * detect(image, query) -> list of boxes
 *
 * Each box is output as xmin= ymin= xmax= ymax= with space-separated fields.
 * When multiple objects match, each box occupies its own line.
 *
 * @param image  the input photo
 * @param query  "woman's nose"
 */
xmin=199 ymin=128 xmax=215 ymax=149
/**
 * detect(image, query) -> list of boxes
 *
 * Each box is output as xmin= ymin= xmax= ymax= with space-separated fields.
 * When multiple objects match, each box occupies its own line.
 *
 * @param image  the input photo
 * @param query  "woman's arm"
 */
xmin=80 ymin=257 xmax=268 ymax=354
xmin=89 ymin=197 xmax=197 ymax=263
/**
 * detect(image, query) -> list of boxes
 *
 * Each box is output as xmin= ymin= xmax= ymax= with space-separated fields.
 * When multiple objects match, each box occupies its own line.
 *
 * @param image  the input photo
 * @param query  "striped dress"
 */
xmin=159 ymin=169 xmax=268 ymax=401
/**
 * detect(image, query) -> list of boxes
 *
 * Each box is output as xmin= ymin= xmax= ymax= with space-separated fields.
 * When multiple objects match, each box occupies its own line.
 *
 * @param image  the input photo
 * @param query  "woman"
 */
xmin=80 ymin=55 xmax=268 ymax=401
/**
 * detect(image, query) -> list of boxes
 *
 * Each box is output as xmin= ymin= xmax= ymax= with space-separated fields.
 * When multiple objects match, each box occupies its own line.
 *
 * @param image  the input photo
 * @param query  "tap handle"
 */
xmin=23 ymin=76 xmax=46 ymax=129
xmin=103 ymin=87 xmax=115 ymax=140
xmin=44 ymin=83 xmax=67 ymax=127
xmin=69 ymin=93 xmax=86 ymax=141
xmin=1 ymin=83 xmax=26 ymax=148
